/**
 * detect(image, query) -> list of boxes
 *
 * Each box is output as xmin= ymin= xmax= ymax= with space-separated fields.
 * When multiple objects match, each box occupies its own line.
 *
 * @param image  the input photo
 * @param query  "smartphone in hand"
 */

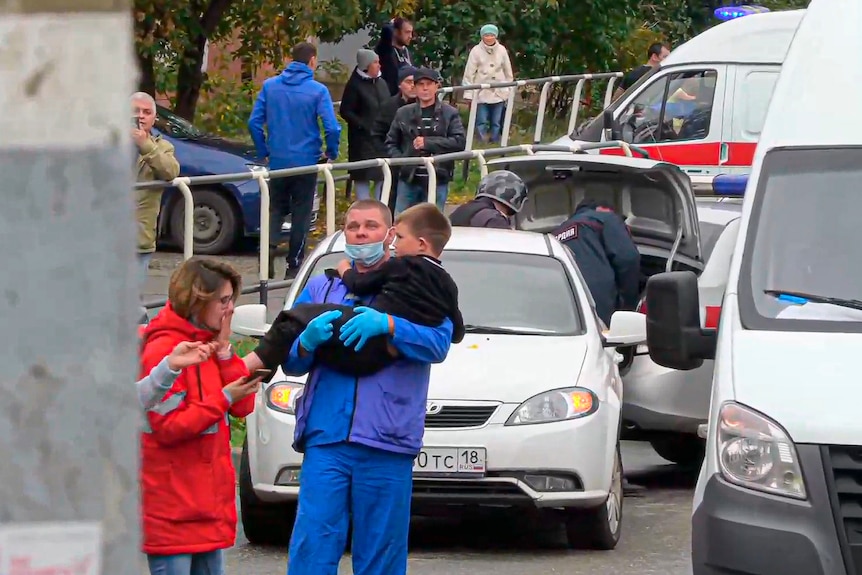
xmin=251 ymin=369 xmax=272 ymax=381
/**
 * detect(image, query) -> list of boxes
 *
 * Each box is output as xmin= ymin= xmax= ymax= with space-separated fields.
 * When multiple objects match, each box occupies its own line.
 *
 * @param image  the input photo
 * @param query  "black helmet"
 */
xmin=475 ymin=170 xmax=528 ymax=213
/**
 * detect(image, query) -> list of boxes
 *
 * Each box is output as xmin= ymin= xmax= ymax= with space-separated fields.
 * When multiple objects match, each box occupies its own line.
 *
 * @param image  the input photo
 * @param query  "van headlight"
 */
xmin=505 ymin=387 xmax=598 ymax=425
xmin=717 ymin=402 xmax=806 ymax=499
xmin=266 ymin=381 xmax=304 ymax=415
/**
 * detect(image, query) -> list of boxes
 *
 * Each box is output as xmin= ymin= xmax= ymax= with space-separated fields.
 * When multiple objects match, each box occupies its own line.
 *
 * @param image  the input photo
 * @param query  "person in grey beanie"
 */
xmin=340 ymin=48 xmax=392 ymax=200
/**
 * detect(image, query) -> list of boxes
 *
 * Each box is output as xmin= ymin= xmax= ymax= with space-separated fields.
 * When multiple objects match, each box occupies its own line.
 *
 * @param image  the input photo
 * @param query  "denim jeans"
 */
xmin=147 ymin=550 xmax=224 ymax=575
xmin=353 ymin=180 xmax=382 ymax=201
xmin=393 ymin=179 xmax=449 ymax=215
xmin=476 ymin=102 xmax=505 ymax=143
xmin=268 ymin=172 xmax=318 ymax=270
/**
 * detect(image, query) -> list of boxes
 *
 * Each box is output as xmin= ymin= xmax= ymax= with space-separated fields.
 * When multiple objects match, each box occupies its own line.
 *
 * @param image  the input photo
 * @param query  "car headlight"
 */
xmin=265 ymin=381 xmax=304 ymax=415
xmin=717 ymin=402 xmax=806 ymax=499
xmin=505 ymin=387 xmax=598 ymax=426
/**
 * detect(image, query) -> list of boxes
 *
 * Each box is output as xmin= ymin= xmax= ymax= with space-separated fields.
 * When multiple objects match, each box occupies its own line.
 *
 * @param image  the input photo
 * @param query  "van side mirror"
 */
xmin=603 ymin=109 xmax=620 ymax=141
xmin=645 ymin=271 xmax=717 ymax=370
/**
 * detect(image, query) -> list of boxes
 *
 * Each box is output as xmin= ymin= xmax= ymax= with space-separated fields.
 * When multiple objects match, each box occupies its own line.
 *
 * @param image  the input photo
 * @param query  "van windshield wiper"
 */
xmin=764 ymin=289 xmax=862 ymax=312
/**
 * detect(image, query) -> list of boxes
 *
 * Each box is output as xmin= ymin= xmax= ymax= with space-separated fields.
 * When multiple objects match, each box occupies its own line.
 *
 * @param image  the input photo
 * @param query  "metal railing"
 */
xmin=138 ymin=140 xmax=636 ymax=310
xmin=440 ymin=71 xmax=622 ymax=179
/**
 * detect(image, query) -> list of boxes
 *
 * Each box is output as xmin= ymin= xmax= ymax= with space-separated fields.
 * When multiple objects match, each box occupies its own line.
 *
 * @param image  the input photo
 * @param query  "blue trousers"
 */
xmin=287 ymin=442 xmax=414 ymax=575
xmin=393 ymin=180 xmax=448 ymax=216
xmin=147 ymin=550 xmax=223 ymax=575
xmin=476 ymin=102 xmax=505 ymax=143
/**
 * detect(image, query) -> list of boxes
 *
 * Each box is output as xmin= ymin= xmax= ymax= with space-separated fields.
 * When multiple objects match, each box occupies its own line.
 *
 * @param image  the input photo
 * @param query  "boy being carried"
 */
xmin=255 ymin=202 xmax=464 ymax=376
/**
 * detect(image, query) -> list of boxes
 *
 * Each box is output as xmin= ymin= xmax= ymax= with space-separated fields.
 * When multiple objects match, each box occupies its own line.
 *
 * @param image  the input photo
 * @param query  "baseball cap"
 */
xmin=398 ymin=65 xmax=418 ymax=83
xmin=414 ymin=67 xmax=440 ymax=83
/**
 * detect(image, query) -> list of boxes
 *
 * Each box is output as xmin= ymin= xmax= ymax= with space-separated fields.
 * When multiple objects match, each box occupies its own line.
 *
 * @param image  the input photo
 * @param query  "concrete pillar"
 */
xmin=0 ymin=0 xmax=141 ymax=573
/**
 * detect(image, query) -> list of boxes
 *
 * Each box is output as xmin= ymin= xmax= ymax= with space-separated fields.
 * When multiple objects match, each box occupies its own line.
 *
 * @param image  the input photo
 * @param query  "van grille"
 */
xmin=825 ymin=445 xmax=862 ymax=573
xmin=425 ymin=406 xmax=497 ymax=428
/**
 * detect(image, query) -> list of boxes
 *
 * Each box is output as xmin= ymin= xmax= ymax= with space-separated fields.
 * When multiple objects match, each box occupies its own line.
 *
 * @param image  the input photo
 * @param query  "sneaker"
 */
xmin=284 ymin=267 xmax=300 ymax=282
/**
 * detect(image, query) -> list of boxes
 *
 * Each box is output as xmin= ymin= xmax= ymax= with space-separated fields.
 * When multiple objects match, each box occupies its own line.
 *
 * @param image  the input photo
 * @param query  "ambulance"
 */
xmin=555 ymin=8 xmax=805 ymax=181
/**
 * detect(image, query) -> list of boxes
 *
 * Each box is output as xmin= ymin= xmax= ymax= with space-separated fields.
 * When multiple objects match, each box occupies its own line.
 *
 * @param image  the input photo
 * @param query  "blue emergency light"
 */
xmin=714 ymin=4 xmax=770 ymax=21
xmin=712 ymin=174 xmax=748 ymax=196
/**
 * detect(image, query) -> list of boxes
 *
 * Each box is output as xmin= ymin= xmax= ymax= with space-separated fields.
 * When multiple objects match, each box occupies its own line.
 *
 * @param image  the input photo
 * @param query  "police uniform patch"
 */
xmin=554 ymin=224 xmax=578 ymax=242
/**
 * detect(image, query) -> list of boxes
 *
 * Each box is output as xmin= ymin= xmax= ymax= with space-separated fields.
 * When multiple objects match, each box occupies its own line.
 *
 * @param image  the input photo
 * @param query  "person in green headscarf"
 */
xmin=462 ymin=23 xmax=514 ymax=144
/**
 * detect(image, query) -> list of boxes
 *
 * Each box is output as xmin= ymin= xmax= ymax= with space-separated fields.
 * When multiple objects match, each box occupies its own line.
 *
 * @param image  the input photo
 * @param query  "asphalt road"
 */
xmin=226 ymin=441 xmax=696 ymax=575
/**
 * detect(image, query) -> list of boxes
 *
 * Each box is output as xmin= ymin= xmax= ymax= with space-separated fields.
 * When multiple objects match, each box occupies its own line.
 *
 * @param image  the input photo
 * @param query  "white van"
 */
xmin=644 ymin=0 xmax=862 ymax=573
xmin=556 ymin=9 xmax=804 ymax=179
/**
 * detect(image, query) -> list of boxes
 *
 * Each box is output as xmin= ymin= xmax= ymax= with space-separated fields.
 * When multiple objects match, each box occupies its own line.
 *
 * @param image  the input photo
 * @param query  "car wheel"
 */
xmin=649 ymin=434 xmax=705 ymax=467
xmin=239 ymin=439 xmax=297 ymax=546
xmin=169 ymin=188 xmax=239 ymax=255
xmin=564 ymin=444 xmax=623 ymax=550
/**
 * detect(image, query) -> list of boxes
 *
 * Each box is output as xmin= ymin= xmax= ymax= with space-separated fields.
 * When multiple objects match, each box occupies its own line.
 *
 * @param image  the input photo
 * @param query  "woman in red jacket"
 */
xmin=140 ymin=257 xmax=260 ymax=575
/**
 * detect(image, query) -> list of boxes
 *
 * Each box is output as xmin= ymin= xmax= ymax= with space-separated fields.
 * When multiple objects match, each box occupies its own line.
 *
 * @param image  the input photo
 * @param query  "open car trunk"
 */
xmin=486 ymin=154 xmax=704 ymax=291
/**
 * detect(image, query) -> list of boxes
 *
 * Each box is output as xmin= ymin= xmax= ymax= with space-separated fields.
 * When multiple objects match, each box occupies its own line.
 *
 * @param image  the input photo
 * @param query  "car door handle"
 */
xmin=719 ymin=142 xmax=729 ymax=165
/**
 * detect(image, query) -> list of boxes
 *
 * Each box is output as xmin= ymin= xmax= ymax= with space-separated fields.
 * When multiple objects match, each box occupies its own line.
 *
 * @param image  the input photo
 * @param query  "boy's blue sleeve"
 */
xmin=318 ymin=89 xmax=342 ymax=160
xmin=390 ymin=317 xmax=453 ymax=364
xmin=248 ymin=87 xmax=269 ymax=159
xmin=281 ymin=286 xmax=316 ymax=375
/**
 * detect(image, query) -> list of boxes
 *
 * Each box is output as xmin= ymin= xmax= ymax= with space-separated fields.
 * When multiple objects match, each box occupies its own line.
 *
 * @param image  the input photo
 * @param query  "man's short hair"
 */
xmin=395 ymin=203 xmax=451 ymax=255
xmin=130 ymin=91 xmax=156 ymax=109
xmin=346 ymin=199 xmax=392 ymax=228
xmin=647 ymin=42 xmax=667 ymax=59
xmin=292 ymin=42 xmax=317 ymax=65
xmin=393 ymin=17 xmax=411 ymax=30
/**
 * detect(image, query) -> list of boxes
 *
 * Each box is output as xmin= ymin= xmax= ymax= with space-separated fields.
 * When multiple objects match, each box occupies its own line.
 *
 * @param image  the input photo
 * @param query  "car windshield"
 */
xmin=739 ymin=147 xmax=862 ymax=329
xmin=155 ymin=105 xmax=204 ymax=138
xmin=298 ymin=250 xmax=584 ymax=335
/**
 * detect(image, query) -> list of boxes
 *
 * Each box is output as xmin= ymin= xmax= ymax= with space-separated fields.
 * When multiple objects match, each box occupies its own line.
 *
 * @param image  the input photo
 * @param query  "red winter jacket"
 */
xmin=139 ymin=303 xmax=254 ymax=555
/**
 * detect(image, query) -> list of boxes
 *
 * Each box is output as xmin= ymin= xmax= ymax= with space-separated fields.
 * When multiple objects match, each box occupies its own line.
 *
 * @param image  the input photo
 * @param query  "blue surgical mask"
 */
xmin=344 ymin=241 xmax=385 ymax=267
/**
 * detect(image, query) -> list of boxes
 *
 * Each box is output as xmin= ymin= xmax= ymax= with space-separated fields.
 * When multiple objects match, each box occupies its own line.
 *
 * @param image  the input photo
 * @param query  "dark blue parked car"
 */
xmin=154 ymin=106 xmax=319 ymax=254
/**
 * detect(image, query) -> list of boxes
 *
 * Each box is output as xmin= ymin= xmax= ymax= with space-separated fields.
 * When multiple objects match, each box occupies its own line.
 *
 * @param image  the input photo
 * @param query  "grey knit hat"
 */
xmin=357 ymin=49 xmax=378 ymax=71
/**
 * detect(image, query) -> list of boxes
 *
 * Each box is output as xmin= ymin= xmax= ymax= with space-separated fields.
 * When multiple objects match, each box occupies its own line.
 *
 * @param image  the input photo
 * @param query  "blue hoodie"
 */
xmin=248 ymin=62 xmax=342 ymax=169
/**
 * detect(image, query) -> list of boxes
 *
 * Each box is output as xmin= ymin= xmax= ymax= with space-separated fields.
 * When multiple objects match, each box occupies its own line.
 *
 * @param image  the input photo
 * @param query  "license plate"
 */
xmin=413 ymin=447 xmax=486 ymax=477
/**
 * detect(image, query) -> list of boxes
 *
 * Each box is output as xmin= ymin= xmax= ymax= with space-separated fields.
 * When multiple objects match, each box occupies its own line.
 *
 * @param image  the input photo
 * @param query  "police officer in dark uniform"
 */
xmin=552 ymin=199 xmax=640 ymax=326
xmin=449 ymin=170 xmax=527 ymax=228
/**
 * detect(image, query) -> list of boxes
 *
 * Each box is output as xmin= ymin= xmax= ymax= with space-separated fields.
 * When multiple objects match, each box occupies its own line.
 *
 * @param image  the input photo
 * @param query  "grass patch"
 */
xmin=229 ymin=335 xmax=259 ymax=448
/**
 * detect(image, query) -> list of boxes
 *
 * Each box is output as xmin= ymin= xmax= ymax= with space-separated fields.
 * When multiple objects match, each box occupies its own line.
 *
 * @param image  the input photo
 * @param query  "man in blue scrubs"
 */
xmin=270 ymin=198 xmax=453 ymax=575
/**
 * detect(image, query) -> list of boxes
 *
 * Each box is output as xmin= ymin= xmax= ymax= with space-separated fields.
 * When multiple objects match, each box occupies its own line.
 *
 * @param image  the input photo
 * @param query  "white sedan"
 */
xmin=231 ymin=227 xmax=646 ymax=550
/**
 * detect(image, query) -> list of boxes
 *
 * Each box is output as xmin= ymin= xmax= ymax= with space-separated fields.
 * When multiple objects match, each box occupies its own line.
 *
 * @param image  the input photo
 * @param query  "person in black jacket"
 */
xmin=552 ymin=199 xmax=640 ymax=325
xmin=449 ymin=170 xmax=528 ymax=229
xmin=340 ymin=49 xmax=391 ymax=200
xmin=375 ymin=17 xmax=414 ymax=96
xmin=252 ymin=202 xmax=463 ymax=377
xmin=385 ymin=67 xmax=466 ymax=215
xmin=371 ymin=66 xmax=417 ymax=213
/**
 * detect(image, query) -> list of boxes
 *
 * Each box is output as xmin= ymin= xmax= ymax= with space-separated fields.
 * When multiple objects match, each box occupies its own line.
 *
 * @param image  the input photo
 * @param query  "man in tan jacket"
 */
xmin=132 ymin=92 xmax=181 ymax=291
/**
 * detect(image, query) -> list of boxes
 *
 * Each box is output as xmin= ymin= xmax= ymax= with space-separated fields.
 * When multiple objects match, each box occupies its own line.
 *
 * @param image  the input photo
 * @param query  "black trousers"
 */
xmin=254 ymin=303 xmax=397 ymax=377
xmin=268 ymin=172 xmax=317 ymax=270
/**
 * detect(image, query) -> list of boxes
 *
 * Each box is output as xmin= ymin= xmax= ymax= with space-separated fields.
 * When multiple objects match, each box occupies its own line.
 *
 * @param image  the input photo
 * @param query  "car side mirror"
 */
xmin=603 ymin=311 xmax=647 ymax=347
xmin=231 ymin=304 xmax=271 ymax=337
xmin=645 ymin=271 xmax=717 ymax=370
xmin=603 ymin=109 xmax=620 ymax=141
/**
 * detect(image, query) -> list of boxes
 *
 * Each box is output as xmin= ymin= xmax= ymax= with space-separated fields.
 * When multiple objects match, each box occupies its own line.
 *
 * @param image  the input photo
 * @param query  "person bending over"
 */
xmin=255 ymin=202 xmax=464 ymax=376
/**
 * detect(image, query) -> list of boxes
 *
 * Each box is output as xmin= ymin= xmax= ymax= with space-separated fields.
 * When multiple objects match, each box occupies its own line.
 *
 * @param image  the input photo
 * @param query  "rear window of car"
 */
xmin=296 ymin=250 xmax=584 ymax=336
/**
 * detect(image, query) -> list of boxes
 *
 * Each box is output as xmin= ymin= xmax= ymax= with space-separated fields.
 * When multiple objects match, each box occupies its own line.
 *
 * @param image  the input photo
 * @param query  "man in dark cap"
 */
xmin=552 ymin=199 xmax=640 ymax=326
xmin=372 ymin=65 xmax=417 ymax=213
xmin=384 ymin=66 xmax=466 ymax=214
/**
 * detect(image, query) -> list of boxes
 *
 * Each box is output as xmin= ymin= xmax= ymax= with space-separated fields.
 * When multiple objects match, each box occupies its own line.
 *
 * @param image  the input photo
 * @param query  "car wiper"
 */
xmin=764 ymin=290 xmax=862 ymax=312
xmin=464 ymin=324 xmax=534 ymax=335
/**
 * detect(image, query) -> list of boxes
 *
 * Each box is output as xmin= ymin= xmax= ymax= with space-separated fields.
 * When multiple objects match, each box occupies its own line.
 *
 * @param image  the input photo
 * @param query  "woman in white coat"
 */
xmin=462 ymin=24 xmax=514 ymax=144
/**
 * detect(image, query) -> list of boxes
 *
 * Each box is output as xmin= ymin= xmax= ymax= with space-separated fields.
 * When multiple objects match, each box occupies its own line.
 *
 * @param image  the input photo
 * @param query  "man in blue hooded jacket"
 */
xmin=248 ymin=42 xmax=342 ymax=280
xmin=552 ymin=199 xmax=641 ymax=325
xmin=243 ymin=198 xmax=453 ymax=575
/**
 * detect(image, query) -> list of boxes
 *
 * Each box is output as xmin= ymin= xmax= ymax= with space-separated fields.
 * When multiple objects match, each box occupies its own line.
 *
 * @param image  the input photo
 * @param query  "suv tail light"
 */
xmin=636 ymin=298 xmax=647 ymax=314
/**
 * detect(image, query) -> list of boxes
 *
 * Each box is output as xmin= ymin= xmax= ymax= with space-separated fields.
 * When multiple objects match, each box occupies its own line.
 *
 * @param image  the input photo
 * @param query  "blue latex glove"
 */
xmin=299 ymin=310 xmax=342 ymax=353
xmin=339 ymin=307 xmax=390 ymax=351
